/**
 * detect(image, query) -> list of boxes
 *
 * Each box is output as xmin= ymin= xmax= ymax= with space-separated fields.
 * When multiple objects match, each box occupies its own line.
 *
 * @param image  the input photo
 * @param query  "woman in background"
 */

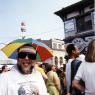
xmin=46 ymin=64 xmax=61 ymax=95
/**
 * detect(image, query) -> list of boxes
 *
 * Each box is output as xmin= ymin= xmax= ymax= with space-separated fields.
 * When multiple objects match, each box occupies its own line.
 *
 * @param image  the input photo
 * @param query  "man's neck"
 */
xmin=69 ymin=56 xmax=76 ymax=59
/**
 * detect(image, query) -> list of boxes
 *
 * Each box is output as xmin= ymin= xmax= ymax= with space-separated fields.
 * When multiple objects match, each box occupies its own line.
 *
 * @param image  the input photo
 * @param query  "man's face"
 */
xmin=17 ymin=46 xmax=36 ymax=74
xmin=74 ymin=46 xmax=80 ymax=58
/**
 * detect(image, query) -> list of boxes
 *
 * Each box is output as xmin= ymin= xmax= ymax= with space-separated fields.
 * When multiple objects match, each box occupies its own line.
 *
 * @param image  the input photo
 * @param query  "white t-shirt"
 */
xmin=75 ymin=61 xmax=95 ymax=95
xmin=66 ymin=58 xmax=74 ymax=92
xmin=0 ymin=65 xmax=48 ymax=95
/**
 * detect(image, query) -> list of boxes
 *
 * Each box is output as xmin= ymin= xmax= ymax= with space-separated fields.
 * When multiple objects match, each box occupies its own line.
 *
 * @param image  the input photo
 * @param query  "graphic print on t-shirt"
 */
xmin=18 ymin=82 xmax=39 ymax=95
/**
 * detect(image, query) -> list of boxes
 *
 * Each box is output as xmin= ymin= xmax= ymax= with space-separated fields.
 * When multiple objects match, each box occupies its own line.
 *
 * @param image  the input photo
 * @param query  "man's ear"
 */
xmin=72 ymin=50 xmax=75 ymax=54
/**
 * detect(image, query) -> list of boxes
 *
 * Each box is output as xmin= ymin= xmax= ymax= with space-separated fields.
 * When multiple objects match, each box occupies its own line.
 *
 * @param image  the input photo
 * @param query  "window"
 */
xmin=85 ymin=15 xmax=92 ymax=30
xmin=60 ymin=57 xmax=63 ymax=65
xmin=58 ymin=44 xmax=62 ymax=49
xmin=76 ymin=13 xmax=92 ymax=33
xmin=64 ymin=19 xmax=76 ymax=32
xmin=55 ymin=56 xmax=58 ymax=66
xmin=53 ymin=43 xmax=57 ymax=49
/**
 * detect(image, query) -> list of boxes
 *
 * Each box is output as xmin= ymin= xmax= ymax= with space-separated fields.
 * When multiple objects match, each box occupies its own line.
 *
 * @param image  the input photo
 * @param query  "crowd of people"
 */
xmin=0 ymin=39 xmax=95 ymax=95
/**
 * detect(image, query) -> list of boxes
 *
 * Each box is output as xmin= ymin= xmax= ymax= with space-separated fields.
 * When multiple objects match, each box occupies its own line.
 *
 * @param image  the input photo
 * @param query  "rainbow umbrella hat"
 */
xmin=1 ymin=38 xmax=53 ymax=62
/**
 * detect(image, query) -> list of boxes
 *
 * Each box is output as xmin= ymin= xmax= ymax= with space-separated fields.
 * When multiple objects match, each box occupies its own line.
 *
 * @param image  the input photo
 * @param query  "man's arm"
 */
xmin=73 ymin=79 xmax=85 ymax=92
xmin=37 ymin=71 xmax=49 ymax=95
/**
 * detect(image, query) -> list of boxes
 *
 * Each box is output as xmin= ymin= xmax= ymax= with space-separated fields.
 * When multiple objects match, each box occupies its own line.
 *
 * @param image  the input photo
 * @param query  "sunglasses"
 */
xmin=18 ymin=52 xmax=36 ymax=60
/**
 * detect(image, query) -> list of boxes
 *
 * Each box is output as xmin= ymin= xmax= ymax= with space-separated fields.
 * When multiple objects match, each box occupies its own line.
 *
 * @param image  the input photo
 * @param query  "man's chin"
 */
xmin=23 ymin=68 xmax=31 ymax=74
xmin=17 ymin=64 xmax=34 ymax=74
xmin=22 ymin=70 xmax=31 ymax=74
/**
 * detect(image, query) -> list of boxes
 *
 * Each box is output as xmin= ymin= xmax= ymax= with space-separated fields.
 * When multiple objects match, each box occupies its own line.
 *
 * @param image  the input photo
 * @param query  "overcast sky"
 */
xmin=0 ymin=0 xmax=81 ymax=46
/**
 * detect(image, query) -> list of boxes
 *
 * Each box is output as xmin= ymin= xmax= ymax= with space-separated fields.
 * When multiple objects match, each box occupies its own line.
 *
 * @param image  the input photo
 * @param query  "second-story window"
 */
xmin=58 ymin=44 xmax=62 ymax=49
xmin=76 ymin=13 xmax=92 ymax=33
xmin=64 ymin=19 xmax=76 ymax=33
xmin=53 ymin=43 xmax=57 ymax=49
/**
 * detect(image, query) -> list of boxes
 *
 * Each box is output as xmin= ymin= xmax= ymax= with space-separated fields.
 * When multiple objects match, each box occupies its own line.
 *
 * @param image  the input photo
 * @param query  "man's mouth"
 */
xmin=22 ymin=61 xmax=31 ymax=65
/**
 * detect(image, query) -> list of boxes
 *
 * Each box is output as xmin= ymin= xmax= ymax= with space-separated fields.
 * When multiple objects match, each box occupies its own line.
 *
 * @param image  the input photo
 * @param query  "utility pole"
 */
xmin=21 ymin=22 xmax=26 ymax=39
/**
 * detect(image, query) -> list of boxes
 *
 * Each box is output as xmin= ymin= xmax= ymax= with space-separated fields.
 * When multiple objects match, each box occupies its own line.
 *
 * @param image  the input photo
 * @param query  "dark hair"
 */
xmin=46 ymin=64 xmax=53 ymax=72
xmin=85 ymin=40 xmax=95 ymax=62
xmin=2 ymin=65 xmax=6 ymax=70
xmin=64 ymin=55 xmax=69 ymax=62
xmin=66 ymin=44 xmax=75 ymax=55
xmin=1 ymin=65 xmax=7 ymax=73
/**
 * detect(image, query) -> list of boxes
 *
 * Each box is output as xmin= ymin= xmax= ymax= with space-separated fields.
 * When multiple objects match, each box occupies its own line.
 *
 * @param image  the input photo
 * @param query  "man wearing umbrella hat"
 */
xmin=0 ymin=44 xmax=49 ymax=95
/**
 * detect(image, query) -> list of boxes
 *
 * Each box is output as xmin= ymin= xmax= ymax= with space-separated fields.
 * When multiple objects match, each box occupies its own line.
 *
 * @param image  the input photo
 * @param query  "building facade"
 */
xmin=37 ymin=39 xmax=65 ymax=68
xmin=55 ymin=0 xmax=95 ymax=53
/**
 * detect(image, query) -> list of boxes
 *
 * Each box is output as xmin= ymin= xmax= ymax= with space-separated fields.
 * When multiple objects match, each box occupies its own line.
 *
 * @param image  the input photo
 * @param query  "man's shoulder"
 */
xmin=0 ymin=70 xmax=13 ymax=81
xmin=73 ymin=60 xmax=82 ymax=65
xmin=66 ymin=59 xmax=74 ymax=66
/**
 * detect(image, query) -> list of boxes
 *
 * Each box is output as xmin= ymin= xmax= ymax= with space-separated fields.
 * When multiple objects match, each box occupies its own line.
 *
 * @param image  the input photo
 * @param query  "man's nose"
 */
xmin=25 ymin=55 xmax=29 ymax=59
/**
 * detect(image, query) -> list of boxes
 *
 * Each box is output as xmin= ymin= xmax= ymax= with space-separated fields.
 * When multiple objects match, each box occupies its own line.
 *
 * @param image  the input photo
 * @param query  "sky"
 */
xmin=0 ymin=0 xmax=81 ymax=47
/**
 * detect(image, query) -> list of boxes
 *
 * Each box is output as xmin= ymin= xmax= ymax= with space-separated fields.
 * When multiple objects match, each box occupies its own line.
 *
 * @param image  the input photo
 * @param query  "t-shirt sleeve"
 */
xmin=74 ymin=63 xmax=84 ymax=80
xmin=36 ymin=71 xmax=48 ymax=95
xmin=0 ymin=74 xmax=8 ymax=95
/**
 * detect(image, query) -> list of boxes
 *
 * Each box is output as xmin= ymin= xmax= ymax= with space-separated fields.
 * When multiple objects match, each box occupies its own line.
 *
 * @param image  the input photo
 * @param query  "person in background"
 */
xmin=56 ymin=64 xmax=66 ymax=95
xmin=0 ymin=65 xmax=9 ymax=73
xmin=0 ymin=44 xmax=49 ymax=95
xmin=35 ymin=61 xmax=48 ymax=80
xmin=42 ymin=62 xmax=50 ymax=74
xmin=46 ymin=64 xmax=61 ymax=95
xmin=73 ymin=39 xmax=95 ymax=95
xmin=65 ymin=44 xmax=80 ymax=95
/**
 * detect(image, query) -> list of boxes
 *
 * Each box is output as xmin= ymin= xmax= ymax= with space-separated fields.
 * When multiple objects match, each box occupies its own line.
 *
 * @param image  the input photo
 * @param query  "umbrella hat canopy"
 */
xmin=1 ymin=38 xmax=53 ymax=61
